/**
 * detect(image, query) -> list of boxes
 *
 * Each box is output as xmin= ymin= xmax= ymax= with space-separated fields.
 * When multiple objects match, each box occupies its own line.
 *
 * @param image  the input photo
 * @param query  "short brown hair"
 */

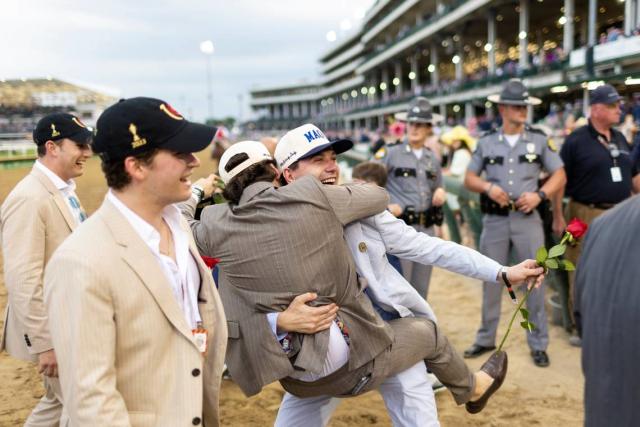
xmin=100 ymin=148 xmax=160 ymax=190
xmin=352 ymin=161 xmax=388 ymax=187
xmin=222 ymin=158 xmax=277 ymax=205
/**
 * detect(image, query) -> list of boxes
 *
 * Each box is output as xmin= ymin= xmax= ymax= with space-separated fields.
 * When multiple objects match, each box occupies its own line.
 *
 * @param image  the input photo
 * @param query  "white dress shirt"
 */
xmin=34 ymin=160 xmax=85 ymax=224
xmin=107 ymin=191 xmax=202 ymax=329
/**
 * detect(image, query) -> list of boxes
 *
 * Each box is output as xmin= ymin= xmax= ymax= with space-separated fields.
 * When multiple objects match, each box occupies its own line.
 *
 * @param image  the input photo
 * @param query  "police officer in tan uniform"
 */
xmin=375 ymin=97 xmax=446 ymax=300
xmin=463 ymin=79 xmax=566 ymax=367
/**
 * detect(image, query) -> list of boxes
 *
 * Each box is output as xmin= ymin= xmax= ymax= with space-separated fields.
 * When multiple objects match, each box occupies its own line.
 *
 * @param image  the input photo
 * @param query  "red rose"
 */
xmin=566 ymin=218 xmax=588 ymax=239
xmin=201 ymin=256 xmax=219 ymax=269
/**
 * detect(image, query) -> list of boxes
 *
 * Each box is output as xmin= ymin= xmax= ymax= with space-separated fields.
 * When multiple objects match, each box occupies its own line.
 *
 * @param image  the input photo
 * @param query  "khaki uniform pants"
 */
xmin=565 ymin=200 xmax=608 ymax=327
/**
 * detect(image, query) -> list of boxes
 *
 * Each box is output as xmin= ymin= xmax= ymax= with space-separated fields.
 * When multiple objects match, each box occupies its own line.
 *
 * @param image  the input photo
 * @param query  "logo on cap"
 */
xmin=159 ymin=103 xmax=184 ymax=121
xmin=51 ymin=124 xmax=61 ymax=138
xmin=72 ymin=117 xmax=87 ymax=128
xmin=303 ymin=128 xmax=326 ymax=143
xmin=412 ymin=106 xmax=421 ymax=113
xmin=129 ymin=123 xmax=147 ymax=149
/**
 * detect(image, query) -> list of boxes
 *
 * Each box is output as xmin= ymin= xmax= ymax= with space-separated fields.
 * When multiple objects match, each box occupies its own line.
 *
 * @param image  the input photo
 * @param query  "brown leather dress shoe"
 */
xmin=465 ymin=351 xmax=508 ymax=414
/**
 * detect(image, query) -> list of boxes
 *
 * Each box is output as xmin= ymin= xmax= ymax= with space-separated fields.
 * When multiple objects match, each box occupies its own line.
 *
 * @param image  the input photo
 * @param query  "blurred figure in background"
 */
xmin=375 ymin=97 xmax=446 ymax=300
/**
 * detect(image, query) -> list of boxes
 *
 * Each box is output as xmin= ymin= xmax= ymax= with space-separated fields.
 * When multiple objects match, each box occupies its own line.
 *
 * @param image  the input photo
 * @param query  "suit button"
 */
xmin=358 ymin=242 xmax=367 ymax=252
xmin=192 ymin=368 xmax=201 ymax=377
xmin=192 ymin=417 xmax=201 ymax=425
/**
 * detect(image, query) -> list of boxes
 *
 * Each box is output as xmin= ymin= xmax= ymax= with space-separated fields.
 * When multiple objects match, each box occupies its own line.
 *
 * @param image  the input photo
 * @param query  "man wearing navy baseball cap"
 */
xmin=554 ymin=84 xmax=640 ymax=346
xmin=44 ymin=97 xmax=228 ymax=426
xmin=1 ymin=112 xmax=92 ymax=426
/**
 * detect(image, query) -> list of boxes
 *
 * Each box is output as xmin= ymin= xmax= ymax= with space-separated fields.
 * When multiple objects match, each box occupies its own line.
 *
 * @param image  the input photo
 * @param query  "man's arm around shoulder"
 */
xmin=311 ymin=176 xmax=389 ymax=225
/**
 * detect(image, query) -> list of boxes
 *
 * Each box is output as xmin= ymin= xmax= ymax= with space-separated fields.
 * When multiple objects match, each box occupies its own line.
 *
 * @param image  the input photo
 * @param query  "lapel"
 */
xmin=31 ymin=167 xmax=78 ymax=231
xmin=99 ymin=199 xmax=198 ymax=348
xmin=344 ymin=222 xmax=372 ymax=276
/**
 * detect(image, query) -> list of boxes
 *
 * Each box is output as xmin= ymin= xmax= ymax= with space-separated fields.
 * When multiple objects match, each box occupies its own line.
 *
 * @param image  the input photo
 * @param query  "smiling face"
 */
xmin=284 ymin=148 xmax=339 ymax=185
xmin=141 ymin=149 xmax=201 ymax=204
xmin=46 ymin=138 xmax=92 ymax=181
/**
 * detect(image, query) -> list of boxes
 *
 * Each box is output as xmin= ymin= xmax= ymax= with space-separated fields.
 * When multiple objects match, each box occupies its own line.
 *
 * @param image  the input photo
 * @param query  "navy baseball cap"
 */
xmin=33 ymin=113 xmax=93 ymax=145
xmin=93 ymin=97 xmax=217 ymax=161
xmin=590 ymin=84 xmax=622 ymax=105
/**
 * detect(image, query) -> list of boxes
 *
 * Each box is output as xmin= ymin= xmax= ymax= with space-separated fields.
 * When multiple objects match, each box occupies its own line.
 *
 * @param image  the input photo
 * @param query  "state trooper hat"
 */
xmin=487 ymin=79 xmax=541 ymax=106
xmin=92 ymin=97 xmax=217 ymax=161
xmin=275 ymin=123 xmax=353 ymax=170
xmin=589 ymin=84 xmax=622 ymax=105
xmin=33 ymin=113 xmax=93 ymax=145
xmin=219 ymin=140 xmax=273 ymax=184
xmin=394 ymin=97 xmax=444 ymax=124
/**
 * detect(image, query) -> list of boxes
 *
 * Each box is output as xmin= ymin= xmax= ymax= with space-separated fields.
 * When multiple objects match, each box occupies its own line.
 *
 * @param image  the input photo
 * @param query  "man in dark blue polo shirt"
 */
xmin=553 ymin=84 xmax=640 ymax=345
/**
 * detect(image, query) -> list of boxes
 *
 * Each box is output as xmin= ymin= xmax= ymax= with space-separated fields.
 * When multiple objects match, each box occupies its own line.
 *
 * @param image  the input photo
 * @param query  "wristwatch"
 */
xmin=191 ymin=185 xmax=205 ymax=203
xmin=537 ymin=190 xmax=547 ymax=201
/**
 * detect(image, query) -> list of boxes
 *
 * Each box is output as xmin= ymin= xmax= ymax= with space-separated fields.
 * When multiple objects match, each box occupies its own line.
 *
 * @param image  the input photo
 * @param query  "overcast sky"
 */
xmin=1 ymin=0 xmax=374 ymax=122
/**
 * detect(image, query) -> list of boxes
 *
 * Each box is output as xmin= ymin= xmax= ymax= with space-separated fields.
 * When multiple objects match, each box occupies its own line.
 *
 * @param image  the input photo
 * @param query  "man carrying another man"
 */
xmin=182 ymin=128 xmax=544 ymax=423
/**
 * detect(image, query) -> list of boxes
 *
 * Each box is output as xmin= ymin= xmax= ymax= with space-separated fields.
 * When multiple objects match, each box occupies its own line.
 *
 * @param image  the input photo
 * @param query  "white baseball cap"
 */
xmin=219 ymin=140 xmax=273 ymax=184
xmin=274 ymin=123 xmax=353 ymax=170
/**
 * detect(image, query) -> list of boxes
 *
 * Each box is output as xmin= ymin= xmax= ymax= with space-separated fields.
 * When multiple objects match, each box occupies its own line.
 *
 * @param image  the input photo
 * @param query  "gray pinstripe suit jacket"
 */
xmin=182 ymin=176 xmax=393 ymax=396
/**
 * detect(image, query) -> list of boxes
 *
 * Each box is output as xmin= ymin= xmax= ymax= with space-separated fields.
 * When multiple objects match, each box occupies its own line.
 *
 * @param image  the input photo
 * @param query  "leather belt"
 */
xmin=573 ymin=200 xmax=615 ymax=210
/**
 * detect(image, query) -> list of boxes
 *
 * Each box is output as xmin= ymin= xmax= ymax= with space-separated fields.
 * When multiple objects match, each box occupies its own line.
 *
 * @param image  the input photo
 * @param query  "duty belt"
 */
xmin=480 ymin=193 xmax=532 ymax=216
xmin=401 ymin=206 xmax=444 ymax=227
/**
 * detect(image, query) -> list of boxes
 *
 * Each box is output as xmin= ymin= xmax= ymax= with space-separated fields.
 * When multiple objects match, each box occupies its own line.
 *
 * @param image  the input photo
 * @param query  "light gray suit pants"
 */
xmin=474 ymin=212 xmax=549 ymax=351
xmin=275 ymin=360 xmax=439 ymax=427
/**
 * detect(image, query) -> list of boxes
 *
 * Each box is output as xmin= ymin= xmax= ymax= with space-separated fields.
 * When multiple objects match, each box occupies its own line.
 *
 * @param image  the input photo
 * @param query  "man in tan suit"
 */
xmin=183 ymin=141 xmax=508 ymax=415
xmin=1 ymin=113 xmax=92 ymax=426
xmin=44 ymin=97 xmax=227 ymax=427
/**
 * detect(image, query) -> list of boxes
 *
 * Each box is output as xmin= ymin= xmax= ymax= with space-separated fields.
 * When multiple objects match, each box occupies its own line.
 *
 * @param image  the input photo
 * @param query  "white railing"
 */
xmin=569 ymin=36 xmax=640 ymax=68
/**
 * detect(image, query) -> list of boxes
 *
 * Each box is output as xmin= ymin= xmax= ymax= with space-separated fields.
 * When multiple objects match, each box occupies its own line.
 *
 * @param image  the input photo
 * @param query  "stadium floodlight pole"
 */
xmin=200 ymin=40 xmax=215 ymax=121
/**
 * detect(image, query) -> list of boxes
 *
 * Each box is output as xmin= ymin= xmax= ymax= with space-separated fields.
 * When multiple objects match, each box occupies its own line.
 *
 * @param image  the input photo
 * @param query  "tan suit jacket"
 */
xmin=182 ymin=176 xmax=392 ymax=396
xmin=44 ymin=199 xmax=227 ymax=427
xmin=1 ymin=165 xmax=80 ymax=361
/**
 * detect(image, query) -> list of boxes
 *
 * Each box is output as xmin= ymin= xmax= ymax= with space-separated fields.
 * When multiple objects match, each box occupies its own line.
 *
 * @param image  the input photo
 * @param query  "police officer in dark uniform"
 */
xmin=463 ymin=79 xmax=566 ymax=367
xmin=375 ymin=97 xmax=446 ymax=300
xmin=552 ymin=84 xmax=640 ymax=345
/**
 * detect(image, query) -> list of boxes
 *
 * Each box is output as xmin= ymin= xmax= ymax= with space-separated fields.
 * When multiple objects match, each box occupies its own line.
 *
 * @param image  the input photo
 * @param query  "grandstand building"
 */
xmin=0 ymin=78 xmax=115 ymax=135
xmin=249 ymin=0 xmax=640 ymax=133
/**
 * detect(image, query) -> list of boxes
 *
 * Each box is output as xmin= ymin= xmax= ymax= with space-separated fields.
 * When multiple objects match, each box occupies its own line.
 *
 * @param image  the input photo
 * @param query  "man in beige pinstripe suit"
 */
xmin=44 ymin=98 xmax=227 ymax=427
xmin=183 ymin=140 xmax=509 ymax=415
xmin=1 ymin=113 xmax=92 ymax=426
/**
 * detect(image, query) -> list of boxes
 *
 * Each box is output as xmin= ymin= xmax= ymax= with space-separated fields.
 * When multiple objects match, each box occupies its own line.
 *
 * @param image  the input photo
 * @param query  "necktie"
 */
xmin=68 ymin=195 xmax=87 ymax=222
